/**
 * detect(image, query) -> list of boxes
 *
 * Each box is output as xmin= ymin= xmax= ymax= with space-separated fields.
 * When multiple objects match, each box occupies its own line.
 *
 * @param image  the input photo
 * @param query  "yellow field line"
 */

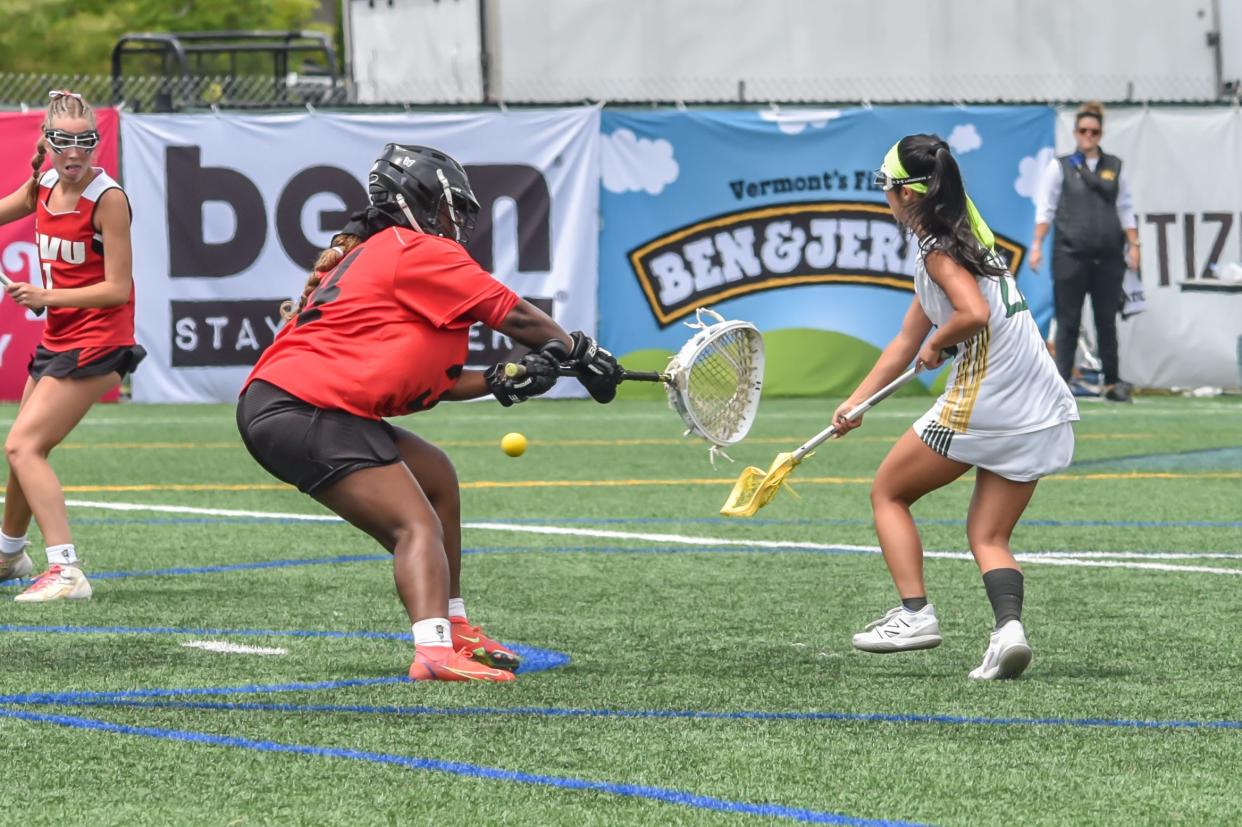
xmin=63 ymin=483 xmax=291 ymax=492
xmin=58 ymin=469 xmax=1242 ymax=493
xmin=58 ymin=442 xmax=240 ymax=450
xmin=57 ymin=432 xmax=1159 ymax=450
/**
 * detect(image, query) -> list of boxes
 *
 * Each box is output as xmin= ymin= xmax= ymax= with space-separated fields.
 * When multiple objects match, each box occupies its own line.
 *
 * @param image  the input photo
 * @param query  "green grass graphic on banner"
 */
xmin=618 ymin=329 xmax=937 ymax=399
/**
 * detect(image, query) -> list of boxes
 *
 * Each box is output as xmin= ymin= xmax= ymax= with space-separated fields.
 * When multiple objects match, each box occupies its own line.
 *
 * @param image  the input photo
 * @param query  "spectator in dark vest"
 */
xmin=1029 ymin=101 xmax=1140 ymax=402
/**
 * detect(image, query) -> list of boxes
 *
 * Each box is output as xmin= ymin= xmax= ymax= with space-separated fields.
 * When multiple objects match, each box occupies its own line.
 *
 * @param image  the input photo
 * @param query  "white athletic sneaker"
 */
xmin=852 ymin=605 xmax=942 ymax=652
xmin=968 ymin=620 xmax=1032 ymax=680
xmin=14 ymin=564 xmax=92 ymax=602
xmin=0 ymin=547 xmax=33 ymax=583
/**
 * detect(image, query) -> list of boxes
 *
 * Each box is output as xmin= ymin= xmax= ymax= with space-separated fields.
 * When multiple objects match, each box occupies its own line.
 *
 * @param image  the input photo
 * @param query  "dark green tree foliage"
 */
xmin=0 ymin=0 xmax=320 ymax=75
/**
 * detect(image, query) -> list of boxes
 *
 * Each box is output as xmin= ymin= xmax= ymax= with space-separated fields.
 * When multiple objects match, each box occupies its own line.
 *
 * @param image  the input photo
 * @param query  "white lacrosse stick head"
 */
xmin=663 ymin=308 xmax=764 ymax=457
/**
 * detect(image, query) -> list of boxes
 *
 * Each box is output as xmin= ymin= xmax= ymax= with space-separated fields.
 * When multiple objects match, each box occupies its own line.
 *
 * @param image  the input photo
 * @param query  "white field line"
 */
xmin=1022 ymin=550 xmax=1242 ymax=561
xmin=62 ymin=498 xmax=341 ymax=521
xmin=182 ymin=640 xmax=287 ymax=656
xmin=47 ymin=498 xmax=1242 ymax=577
xmin=466 ymin=522 xmax=1242 ymax=576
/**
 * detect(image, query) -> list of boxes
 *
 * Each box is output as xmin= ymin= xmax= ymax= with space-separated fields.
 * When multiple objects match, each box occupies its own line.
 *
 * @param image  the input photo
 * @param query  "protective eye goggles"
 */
xmin=872 ymin=168 xmax=932 ymax=192
xmin=43 ymin=129 xmax=100 ymax=154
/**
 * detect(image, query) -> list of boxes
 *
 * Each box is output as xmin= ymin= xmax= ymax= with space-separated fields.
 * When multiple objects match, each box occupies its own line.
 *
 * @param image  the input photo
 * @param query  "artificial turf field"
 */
xmin=1 ymin=394 xmax=1240 ymax=826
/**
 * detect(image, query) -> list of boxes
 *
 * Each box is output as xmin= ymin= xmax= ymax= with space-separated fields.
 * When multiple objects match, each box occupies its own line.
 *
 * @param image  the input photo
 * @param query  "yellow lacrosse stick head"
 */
xmin=719 ymin=452 xmax=801 ymax=517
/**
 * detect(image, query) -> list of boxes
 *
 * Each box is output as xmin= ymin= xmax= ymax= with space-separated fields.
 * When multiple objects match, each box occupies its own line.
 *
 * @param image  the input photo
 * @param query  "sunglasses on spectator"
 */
xmin=1076 ymin=127 xmax=1101 ymax=137
xmin=43 ymin=128 xmax=100 ymax=153
xmin=872 ymin=169 xmax=932 ymax=192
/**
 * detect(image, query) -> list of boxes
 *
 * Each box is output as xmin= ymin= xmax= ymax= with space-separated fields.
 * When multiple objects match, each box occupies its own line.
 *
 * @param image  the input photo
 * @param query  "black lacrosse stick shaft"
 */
xmin=554 ymin=366 xmax=664 ymax=383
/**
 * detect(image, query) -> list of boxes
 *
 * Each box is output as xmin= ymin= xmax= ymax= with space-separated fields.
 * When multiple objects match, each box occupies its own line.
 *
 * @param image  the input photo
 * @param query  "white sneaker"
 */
xmin=0 ymin=547 xmax=33 ymax=583
xmin=968 ymin=620 xmax=1032 ymax=680
xmin=14 ymin=564 xmax=92 ymax=602
xmin=852 ymin=605 xmax=942 ymax=652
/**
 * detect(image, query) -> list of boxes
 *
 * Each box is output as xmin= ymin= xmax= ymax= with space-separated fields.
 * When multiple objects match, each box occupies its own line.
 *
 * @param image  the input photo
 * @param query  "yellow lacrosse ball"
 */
xmin=501 ymin=432 xmax=528 ymax=457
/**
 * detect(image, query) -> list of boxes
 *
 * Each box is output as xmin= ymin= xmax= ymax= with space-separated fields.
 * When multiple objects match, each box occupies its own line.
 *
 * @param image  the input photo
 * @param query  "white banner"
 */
xmin=1056 ymin=107 xmax=1242 ymax=389
xmin=122 ymin=108 xmax=601 ymax=402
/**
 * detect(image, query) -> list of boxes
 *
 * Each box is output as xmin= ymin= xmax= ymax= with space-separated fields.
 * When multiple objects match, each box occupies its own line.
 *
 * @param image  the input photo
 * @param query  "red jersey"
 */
xmin=35 ymin=168 xmax=136 ymax=354
xmin=247 ymin=227 xmax=520 ymax=419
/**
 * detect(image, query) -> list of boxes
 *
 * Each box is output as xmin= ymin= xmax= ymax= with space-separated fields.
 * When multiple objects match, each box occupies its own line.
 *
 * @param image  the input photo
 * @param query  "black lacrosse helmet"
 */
xmin=367 ymin=144 xmax=480 ymax=245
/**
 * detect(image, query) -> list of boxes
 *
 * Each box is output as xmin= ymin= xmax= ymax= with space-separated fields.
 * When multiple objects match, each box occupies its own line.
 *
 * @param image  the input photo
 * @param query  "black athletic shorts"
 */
xmin=236 ymin=379 xmax=402 ymax=495
xmin=28 ymin=344 xmax=146 ymax=381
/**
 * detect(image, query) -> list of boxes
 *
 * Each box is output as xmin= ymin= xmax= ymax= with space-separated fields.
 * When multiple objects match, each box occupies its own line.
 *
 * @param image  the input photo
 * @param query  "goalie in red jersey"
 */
xmin=238 ymin=144 xmax=621 ymax=682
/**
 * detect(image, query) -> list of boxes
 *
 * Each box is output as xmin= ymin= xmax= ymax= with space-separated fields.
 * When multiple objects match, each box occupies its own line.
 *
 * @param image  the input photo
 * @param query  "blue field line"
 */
xmin=4 ymin=543 xmax=884 ymax=588
xmin=0 ymin=622 xmax=407 ymax=641
xmin=37 ymin=697 xmax=1242 ymax=733
xmin=0 ymin=545 xmax=874 ymax=592
xmin=0 ymin=676 xmax=409 ymax=705
xmin=0 ymin=553 xmax=391 ymax=589
xmin=68 ymin=514 xmax=1242 ymax=529
xmin=0 ymin=706 xmax=922 ymax=826
xmin=2 ymin=543 xmax=1235 ymax=596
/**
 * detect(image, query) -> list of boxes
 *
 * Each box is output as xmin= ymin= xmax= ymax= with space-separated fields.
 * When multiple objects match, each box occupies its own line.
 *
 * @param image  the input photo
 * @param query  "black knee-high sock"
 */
xmin=982 ymin=568 xmax=1024 ymax=629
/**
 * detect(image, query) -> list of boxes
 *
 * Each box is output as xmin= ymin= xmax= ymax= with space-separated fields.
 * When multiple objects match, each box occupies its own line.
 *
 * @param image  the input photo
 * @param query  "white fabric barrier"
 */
xmin=1056 ymin=107 xmax=1242 ymax=389
xmin=122 ymin=108 xmax=600 ymax=402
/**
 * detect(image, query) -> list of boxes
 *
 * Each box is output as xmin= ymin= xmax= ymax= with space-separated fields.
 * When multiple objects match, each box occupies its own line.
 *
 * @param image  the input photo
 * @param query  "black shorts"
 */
xmin=28 ymin=344 xmax=146 ymax=381
xmin=236 ymin=380 xmax=402 ymax=495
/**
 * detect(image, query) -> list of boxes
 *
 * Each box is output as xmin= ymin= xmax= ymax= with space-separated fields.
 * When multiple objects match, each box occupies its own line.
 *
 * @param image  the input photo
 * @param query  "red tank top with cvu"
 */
xmin=34 ymin=167 xmax=136 ymax=360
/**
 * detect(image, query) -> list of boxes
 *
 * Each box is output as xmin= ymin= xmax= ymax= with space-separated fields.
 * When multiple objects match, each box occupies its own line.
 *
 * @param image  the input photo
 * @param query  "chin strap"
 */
xmin=394 ymin=193 xmax=423 ymax=233
xmin=435 ymin=169 xmax=462 ymax=243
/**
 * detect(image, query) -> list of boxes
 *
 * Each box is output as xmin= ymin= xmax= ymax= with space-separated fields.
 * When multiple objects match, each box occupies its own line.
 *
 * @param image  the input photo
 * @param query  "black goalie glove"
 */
xmin=484 ymin=347 xmax=561 ymax=407
xmin=568 ymin=331 xmax=622 ymax=404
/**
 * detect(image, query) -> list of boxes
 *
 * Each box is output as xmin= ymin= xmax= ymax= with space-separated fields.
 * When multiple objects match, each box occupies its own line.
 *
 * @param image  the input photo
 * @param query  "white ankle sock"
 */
xmin=46 ymin=544 xmax=78 ymax=566
xmin=0 ymin=531 xmax=27 ymax=555
xmin=448 ymin=597 xmax=467 ymax=621
xmin=412 ymin=618 xmax=452 ymax=648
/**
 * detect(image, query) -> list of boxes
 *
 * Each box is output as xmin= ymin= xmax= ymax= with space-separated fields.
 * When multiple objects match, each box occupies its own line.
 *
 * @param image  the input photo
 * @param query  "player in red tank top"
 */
xmin=0 ymin=91 xmax=145 ymax=602
xmin=237 ymin=144 xmax=622 ymax=682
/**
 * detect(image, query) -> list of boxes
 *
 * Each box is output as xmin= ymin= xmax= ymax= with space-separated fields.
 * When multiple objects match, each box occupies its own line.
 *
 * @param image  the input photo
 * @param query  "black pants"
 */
xmin=1051 ymin=249 xmax=1126 ymax=385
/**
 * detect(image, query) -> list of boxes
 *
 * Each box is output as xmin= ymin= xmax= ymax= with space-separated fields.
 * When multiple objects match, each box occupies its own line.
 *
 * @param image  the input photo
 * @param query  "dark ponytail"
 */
xmin=895 ymin=134 xmax=1005 ymax=279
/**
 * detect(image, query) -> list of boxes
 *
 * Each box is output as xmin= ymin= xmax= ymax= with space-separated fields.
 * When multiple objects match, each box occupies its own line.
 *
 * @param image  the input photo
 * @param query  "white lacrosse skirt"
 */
xmin=911 ymin=415 xmax=1075 ymax=483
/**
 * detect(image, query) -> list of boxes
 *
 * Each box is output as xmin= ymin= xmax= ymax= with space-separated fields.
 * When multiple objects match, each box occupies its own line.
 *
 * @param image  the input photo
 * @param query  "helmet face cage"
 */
xmin=368 ymin=144 xmax=480 ymax=244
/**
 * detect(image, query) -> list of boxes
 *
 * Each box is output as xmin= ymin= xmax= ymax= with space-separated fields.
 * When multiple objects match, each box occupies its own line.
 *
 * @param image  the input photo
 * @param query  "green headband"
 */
xmin=882 ymin=142 xmax=995 ymax=251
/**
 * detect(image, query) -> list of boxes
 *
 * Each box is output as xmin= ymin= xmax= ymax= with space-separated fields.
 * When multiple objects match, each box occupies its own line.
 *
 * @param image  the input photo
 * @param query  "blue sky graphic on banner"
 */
xmin=598 ymin=106 xmax=1055 ymax=395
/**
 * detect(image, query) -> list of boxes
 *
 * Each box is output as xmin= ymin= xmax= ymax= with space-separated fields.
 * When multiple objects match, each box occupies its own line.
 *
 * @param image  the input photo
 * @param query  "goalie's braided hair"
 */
xmin=279 ymin=234 xmax=363 ymax=321
xmin=280 ymin=206 xmax=400 ymax=321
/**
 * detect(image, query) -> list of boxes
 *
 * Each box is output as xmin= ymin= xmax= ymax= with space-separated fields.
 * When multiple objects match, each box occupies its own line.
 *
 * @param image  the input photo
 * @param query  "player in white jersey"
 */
xmin=834 ymin=134 xmax=1078 ymax=680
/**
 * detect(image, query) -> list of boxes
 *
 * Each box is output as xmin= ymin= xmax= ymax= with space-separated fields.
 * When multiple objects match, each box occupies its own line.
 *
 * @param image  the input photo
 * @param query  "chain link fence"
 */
xmin=0 ymin=72 xmax=349 ymax=112
xmin=0 ymin=71 xmax=1231 ymax=111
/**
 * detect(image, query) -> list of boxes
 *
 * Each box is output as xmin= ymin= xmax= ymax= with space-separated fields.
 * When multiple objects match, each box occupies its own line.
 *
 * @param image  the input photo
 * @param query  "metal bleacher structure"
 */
xmin=0 ymin=31 xmax=345 ymax=112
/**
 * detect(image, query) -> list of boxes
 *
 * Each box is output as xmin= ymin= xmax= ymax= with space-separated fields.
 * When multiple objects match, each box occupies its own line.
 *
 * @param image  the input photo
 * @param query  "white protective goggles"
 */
xmin=43 ymin=129 xmax=101 ymax=154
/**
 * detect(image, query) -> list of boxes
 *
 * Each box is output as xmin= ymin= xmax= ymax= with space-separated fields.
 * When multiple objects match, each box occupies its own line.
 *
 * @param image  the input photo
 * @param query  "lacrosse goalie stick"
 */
xmin=719 ymin=348 xmax=956 ymax=517
xmin=0 ymin=272 xmax=46 ymax=317
xmin=505 ymin=308 xmax=764 ymax=459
